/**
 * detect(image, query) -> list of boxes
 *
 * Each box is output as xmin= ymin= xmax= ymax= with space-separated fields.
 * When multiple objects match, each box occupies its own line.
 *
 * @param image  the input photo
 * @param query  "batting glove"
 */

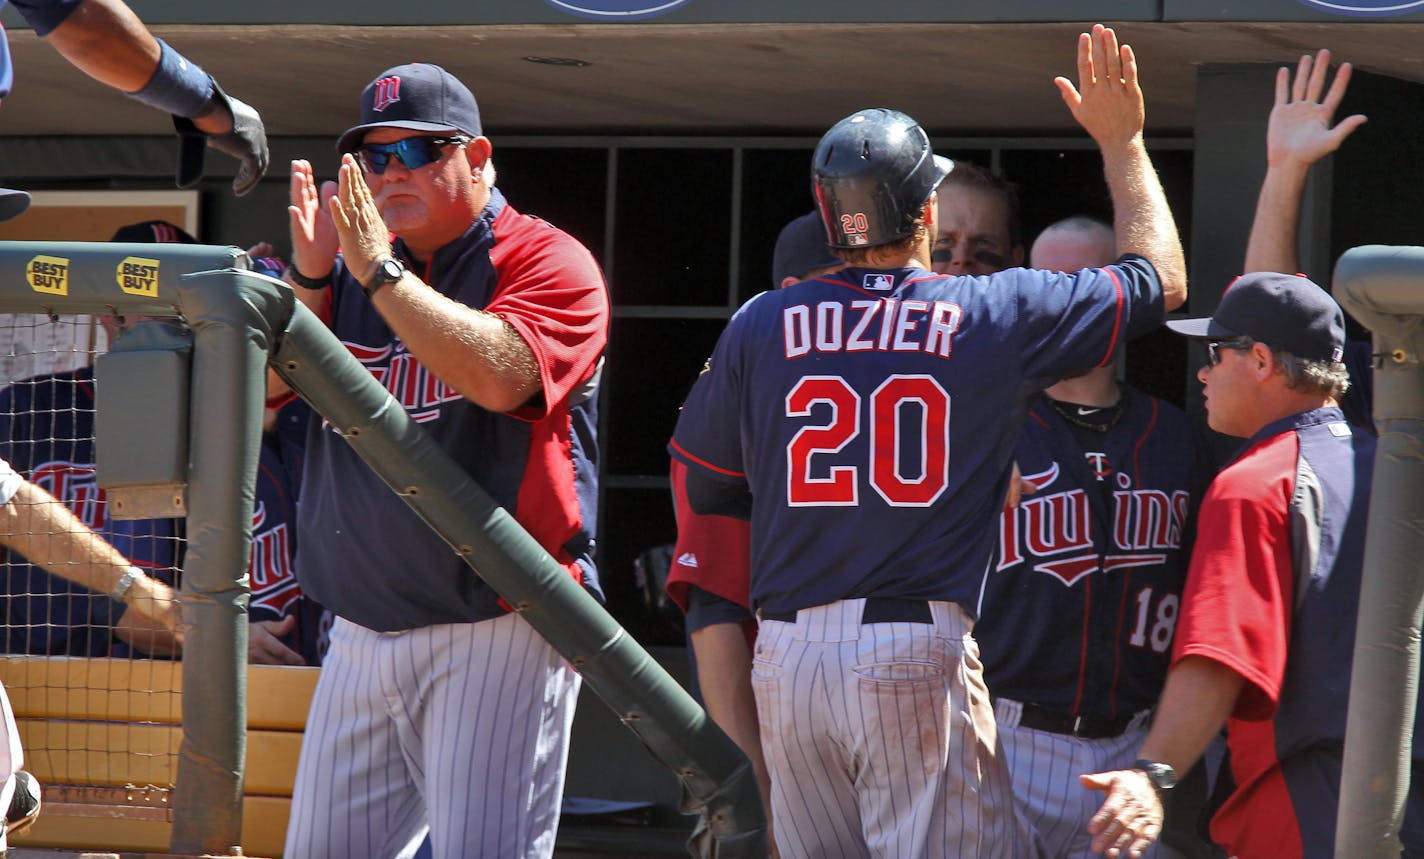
xmin=174 ymin=77 xmax=270 ymax=197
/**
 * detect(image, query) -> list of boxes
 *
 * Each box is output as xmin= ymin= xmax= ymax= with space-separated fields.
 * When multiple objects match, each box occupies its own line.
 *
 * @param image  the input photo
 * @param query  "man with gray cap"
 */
xmin=281 ymin=63 xmax=609 ymax=859
xmin=1079 ymin=272 xmax=1419 ymax=859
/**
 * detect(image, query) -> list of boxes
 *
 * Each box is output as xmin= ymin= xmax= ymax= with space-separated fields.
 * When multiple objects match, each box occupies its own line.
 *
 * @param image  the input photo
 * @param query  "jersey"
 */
xmin=669 ymin=256 xmax=1165 ymax=616
xmin=296 ymin=187 xmax=609 ymax=632
xmin=1170 ymin=406 xmax=1396 ymax=859
xmin=251 ymin=400 xmax=329 ymax=665
xmin=0 ymin=366 xmax=179 ymax=656
xmin=977 ymin=389 xmax=1208 ymax=718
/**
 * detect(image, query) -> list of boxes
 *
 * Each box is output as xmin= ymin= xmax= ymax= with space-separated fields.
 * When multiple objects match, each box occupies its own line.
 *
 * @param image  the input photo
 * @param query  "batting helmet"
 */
xmin=812 ymin=108 xmax=953 ymax=250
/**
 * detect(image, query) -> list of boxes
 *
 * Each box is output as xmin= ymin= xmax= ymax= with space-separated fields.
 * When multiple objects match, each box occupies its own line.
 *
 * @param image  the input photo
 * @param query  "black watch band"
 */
xmin=1132 ymin=759 xmax=1177 ymax=796
xmin=287 ymin=266 xmax=332 ymax=290
xmin=362 ymin=257 xmax=406 ymax=301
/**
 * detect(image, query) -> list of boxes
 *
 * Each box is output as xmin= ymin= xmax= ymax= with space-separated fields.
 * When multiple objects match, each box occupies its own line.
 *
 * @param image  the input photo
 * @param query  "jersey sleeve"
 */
xmin=487 ymin=217 xmax=610 ymax=420
xmin=665 ymin=460 xmax=753 ymax=614
xmin=1171 ymin=444 xmax=1296 ymax=721
xmin=684 ymin=585 xmax=754 ymax=634
xmin=8 ymin=0 xmax=84 ymax=35
xmin=668 ymin=303 xmax=752 ymax=486
xmin=1014 ymin=254 xmax=1164 ymax=383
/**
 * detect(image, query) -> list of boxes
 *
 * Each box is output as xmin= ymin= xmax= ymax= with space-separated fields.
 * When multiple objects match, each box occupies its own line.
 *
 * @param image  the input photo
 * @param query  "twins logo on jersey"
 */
xmin=997 ymin=454 xmax=1189 ymax=587
xmin=30 ymin=461 xmax=105 ymax=530
xmin=342 ymin=339 xmax=463 ymax=423
xmin=249 ymin=500 xmax=300 ymax=616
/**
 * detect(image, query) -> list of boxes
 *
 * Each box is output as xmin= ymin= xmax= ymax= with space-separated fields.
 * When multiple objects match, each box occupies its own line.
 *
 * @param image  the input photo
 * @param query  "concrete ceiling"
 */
xmin=0 ymin=22 xmax=1421 ymax=138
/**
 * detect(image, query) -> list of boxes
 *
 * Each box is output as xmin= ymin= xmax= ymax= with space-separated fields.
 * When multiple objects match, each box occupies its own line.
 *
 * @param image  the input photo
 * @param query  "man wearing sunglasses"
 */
xmin=280 ymin=63 xmax=609 ymax=859
xmin=1079 ymin=271 xmax=1396 ymax=859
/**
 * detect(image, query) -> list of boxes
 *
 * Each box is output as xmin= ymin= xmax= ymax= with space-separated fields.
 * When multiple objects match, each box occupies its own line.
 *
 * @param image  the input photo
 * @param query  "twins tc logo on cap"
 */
xmin=372 ymin=76 xmax=402 ymax=112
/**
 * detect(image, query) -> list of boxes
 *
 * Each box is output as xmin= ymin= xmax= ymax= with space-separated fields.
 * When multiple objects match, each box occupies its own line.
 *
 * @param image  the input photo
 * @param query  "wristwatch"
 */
xmin=110 ymin=568 xmax=141 ymax=602
xmin=286 ymin=266 xmax=332 ymax=290
xmin=362 ymin=257 xmax=406 ymax=300
xmin=1132 ymin=759 xmax=1177 ymax=797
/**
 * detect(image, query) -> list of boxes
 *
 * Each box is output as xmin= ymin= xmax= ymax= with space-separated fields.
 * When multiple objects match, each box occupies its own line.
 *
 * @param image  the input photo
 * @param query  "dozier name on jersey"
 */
xmin=783 ymin=300 xmax=963 ymax=360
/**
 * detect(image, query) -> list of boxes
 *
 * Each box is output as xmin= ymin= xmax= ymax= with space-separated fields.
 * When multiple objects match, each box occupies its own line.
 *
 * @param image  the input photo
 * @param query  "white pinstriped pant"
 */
xmin=751 ymin=599 xmax=1038 ymax=859
xmin=994 ymin=698 xmax=1157 ymax=859
xmin=0 ymin=680 xmax=20 ymax=854
xmin=284 ymin=613 xmax=580 ymax=859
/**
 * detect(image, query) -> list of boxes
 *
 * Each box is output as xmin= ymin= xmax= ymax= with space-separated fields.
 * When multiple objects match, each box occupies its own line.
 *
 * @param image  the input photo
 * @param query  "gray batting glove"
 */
xmin=173 ymin=78 xmax=270 ymax=197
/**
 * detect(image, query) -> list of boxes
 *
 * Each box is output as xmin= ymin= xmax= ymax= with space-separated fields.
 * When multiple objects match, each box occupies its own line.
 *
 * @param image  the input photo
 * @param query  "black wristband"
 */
xmin=287 ymin=266 xmax=332 ymax=290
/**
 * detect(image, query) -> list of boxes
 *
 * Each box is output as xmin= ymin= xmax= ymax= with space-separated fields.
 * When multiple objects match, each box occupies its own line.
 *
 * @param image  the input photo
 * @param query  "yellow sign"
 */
xmin=26 ymin=255 xmax=70 ymax=296
xmin=117 ymin=257 xmax=161 ymax=297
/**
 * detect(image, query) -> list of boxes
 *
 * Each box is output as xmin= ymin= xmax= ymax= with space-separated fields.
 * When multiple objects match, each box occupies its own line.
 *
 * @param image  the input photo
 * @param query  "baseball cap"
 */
xmin=0 ymin=187 xmax=30 ymax=223
xmin=109 ymin=220 xmax=197 ymax=244
xmin=336 ymin=63 xmax=482 ymax=154
xmin=1166 ymin=271 xmax=1346 ymax=363
xmin=773 ymin=211 xmax=842 ymax=288
xmin=250 ymin=256 xmax=288 ymax=278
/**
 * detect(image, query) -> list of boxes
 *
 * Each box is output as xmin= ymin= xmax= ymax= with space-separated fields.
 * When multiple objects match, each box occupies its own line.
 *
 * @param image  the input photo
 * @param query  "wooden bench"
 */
xmin=0 ymin=657 xmax=314 ymax=858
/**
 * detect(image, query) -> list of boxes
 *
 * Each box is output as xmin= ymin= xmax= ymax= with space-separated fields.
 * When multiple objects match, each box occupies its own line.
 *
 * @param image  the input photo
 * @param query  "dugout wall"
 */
xmin=0 ymin=240 xmax=763 ymax=856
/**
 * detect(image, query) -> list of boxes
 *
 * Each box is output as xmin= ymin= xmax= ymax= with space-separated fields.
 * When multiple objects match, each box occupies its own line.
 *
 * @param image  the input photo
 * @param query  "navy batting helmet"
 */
xmin=812 ymin=108 xmax=953 ymax=250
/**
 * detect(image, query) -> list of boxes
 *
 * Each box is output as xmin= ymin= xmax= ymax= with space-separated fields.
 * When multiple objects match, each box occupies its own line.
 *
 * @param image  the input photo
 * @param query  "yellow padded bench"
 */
xmin=0 ymin=657 xmax=316 ymax=858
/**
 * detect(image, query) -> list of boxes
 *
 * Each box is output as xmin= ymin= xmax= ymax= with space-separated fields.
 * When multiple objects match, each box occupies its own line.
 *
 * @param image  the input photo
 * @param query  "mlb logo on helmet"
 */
xmin=1293 ymin=0 xmax=1424 ymax=14
xmin=372 ymin=76 xmax=401 ymax=112
xmin=543 ymin=0 xmax=693 ymax=19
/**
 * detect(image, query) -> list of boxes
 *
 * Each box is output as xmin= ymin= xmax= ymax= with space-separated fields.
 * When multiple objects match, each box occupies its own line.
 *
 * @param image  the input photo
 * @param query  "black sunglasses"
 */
xmin=1206 ymin=338 xmax=1253 ymax=367
xmin=355 ymin=136 xmax=468 ymax=175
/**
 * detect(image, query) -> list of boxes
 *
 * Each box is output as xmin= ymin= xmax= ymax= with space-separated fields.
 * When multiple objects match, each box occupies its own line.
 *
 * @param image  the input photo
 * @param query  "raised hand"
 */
xmin=287 ymin=159 xmax=341 ymax=282
xmin=1267 ymin=49 xmax=1367 ymax=169
xmin=327 ymin=153 xmax=395 ymax=285
xmin=1054 ymin=24 xmax=1144 ymax=153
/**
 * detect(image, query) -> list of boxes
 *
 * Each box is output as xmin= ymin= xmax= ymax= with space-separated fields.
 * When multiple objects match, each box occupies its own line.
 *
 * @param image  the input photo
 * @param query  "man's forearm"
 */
xmin=691 ymin=623 xmax=773 ymax=810
xmin=1103 ymin=139 xmax=1188 ymax=312
xmin=0 ymin=480 xmax=142 ymax=597
xmin=1244 ymin=162 xmax=1311 ymax=276
xmin=375 ymin=277 xmax=541 ymax=413
xmin=44 ymin=0 xmax=159 ymax=93
xmin=1136 ymin=655 xmax=1244 ymax=774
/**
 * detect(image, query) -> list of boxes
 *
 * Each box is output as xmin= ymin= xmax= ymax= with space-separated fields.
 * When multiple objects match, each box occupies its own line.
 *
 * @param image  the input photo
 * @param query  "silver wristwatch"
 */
xmin=110 ymin=568 xmax=140 ymax=602
xmin=1132 ymin=759 xmax=1177 ymax=796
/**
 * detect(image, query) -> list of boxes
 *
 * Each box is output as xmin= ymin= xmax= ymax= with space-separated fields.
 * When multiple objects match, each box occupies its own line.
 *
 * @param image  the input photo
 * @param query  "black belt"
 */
xmin=761 ymin=597 xmax=933 ymax=625
xmin=1002 ymin=699 xmax=1138 ymax=740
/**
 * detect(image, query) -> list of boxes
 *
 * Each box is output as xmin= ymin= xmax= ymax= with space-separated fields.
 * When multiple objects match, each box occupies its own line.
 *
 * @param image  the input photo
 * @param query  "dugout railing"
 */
xmin=1333 ymin=246 xmax=1424 ymax=859
xmin=0 ymin=240 xmax=764 ymax=858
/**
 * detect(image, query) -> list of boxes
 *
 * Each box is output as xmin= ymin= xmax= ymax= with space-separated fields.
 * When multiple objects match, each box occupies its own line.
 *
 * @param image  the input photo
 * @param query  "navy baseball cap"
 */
xmin=0 ymin=187 xmax=30 ymax=223
xmin=1167 ymin=272 xmax=1346 ymax=363
xmin=109 ymin=220 xmax=196 ymax=244
xmin=336 ymin=63 xmax=482 ymax=153
xmin=773 ymin=211 xmax=842 ymax=288
xmin=250 ymin=256 xmax=288 ymax=278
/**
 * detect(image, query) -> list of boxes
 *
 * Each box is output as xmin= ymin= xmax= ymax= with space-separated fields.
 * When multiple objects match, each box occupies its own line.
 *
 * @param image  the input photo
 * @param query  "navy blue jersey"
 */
xmin=251 ymin=403 xmax=328 ymax=666
xmin=0 ymin=366 xmax=179 ymax=655
xmin=296 ymin=188 xmax=609 ymax=632
xmin=670 ymin=256 xmax=1164 ymax=615
xmin=976 ymin=389 xmax=1210 ymax=718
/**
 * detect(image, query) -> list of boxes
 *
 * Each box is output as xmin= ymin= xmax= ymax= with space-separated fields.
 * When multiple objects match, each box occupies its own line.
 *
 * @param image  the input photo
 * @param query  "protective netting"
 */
xmin=0 ymin=313 xmax=182 ymax=800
